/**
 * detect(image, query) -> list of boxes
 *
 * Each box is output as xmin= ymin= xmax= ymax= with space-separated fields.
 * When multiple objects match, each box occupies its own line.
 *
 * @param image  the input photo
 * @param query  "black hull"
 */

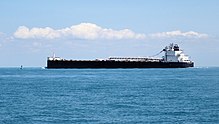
xmin=47 ymin=60 xmax=194 ymax=69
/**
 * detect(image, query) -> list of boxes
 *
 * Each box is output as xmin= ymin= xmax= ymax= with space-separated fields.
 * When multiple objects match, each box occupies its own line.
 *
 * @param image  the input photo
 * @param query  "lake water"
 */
xmin=0 ymin=67 xmax=218 ymax=123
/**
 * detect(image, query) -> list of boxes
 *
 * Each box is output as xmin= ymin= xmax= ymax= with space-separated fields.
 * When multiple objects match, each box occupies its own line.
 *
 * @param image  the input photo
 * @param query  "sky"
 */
xmin=0 ymin=0 xmax=219 ymax=67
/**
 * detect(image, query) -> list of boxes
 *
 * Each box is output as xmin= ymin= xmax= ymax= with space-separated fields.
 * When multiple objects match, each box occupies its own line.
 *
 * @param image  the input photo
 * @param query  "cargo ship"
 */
xmin=46 ymin=43 xmax=194 ymax=68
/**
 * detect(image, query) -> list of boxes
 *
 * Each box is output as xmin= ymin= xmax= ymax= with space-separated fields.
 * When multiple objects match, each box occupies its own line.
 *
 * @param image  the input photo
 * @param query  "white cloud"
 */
xmin=13 ymin=23 xmax=208 ymax=40
xmin=0 ymin=32 xmax=12 ymax=42
xmin=14 ymin=26 xmax=60 ymax=39
xmin=14 ymin=23 xmax=146 ymax=40
xmin=149 ymin=30 xmax=208 ymax=38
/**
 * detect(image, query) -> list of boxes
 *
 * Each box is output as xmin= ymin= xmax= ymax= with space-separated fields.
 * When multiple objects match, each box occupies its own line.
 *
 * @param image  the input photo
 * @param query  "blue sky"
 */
xmin=0 ymin=0 xmax=219 ymax=67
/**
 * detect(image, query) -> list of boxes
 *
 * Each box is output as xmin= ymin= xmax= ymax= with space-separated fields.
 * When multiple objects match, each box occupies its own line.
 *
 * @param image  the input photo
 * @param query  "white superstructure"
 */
xmin=163 ymin=43 xmax=191 ymax=63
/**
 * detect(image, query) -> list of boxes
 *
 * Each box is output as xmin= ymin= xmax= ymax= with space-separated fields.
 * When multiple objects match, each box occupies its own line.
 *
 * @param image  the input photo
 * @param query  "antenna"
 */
xmin=53 ymin=52 xmax=55 ymax=58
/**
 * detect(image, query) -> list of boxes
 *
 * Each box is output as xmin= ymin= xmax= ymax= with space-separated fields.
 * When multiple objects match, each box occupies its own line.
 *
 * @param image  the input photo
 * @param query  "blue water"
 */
xmin=0 ymin=67 xmax=218 ymax=124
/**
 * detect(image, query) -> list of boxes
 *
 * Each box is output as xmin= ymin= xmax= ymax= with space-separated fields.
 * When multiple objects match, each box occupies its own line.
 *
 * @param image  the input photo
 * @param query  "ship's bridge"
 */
xmin=163 ymin=43 xmax=192 ymax=63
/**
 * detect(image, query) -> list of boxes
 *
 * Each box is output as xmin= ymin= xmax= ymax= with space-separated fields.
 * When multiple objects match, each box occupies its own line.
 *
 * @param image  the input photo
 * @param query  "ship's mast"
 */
xmin=53 ymin=52 xmax=55 ymax=59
